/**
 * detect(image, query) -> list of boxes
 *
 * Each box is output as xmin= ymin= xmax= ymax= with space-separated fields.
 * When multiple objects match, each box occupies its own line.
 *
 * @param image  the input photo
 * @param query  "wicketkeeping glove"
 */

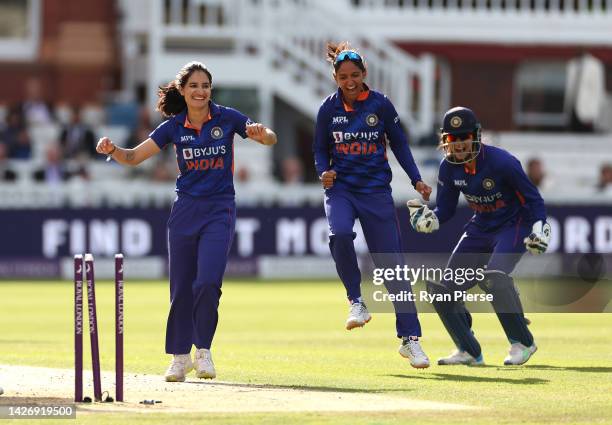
xmin=407 ymin=199 xmax=439 ymax=233
xmin=523 ymin=220 xmax=551 ymax=255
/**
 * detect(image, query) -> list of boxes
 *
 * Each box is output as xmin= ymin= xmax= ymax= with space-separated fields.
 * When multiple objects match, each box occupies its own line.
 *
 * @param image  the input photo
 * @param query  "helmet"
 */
xmin=440 ymin=106 xmax=482 ymax=164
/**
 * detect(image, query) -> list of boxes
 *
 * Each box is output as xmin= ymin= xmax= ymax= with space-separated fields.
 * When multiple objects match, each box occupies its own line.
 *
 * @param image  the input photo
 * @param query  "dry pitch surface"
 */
xmin=0 ymin=365 xmax=475 ymax=414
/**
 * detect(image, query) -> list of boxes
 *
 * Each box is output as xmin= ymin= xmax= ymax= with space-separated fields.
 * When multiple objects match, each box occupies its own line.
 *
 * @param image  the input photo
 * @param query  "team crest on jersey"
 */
xmin=211 ymin=126 xmax=223 ymax=139
xmin=482 ymin=178 xmax=495 ymax=190
xmin=450 ymin=116 xmax=462 ymax=128
xmin=365 ymin=114 xmax=379 ymax=127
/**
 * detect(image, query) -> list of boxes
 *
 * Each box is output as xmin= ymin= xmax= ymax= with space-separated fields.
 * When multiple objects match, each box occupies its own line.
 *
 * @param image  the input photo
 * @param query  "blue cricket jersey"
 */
xmin=313 ymin=86 xmax=422 ymax=193
xmin=149 ymin=102 xmax=251 ymax=199
xmin=434 ymin=144 xmax=546 ymax=232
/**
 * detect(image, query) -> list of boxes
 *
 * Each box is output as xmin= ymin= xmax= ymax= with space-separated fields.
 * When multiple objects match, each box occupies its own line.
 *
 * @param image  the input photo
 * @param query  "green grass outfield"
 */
xmin=1 ymin=279 xmax=611 ymax=425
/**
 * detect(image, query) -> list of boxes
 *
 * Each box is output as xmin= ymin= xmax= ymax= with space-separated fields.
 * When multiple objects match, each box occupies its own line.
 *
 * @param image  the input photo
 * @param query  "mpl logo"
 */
xmin=332 ymin=116 xmax=348 ymax=124
xmin=183 ymin=148 xmax=193 ymax=159
xmin=333 ymin=132 xmax=344 ymax=143
xmin=181 ymin=135 xmax=196 ymax=142
xmin=454 ymin=179 xmax=468 ymax=187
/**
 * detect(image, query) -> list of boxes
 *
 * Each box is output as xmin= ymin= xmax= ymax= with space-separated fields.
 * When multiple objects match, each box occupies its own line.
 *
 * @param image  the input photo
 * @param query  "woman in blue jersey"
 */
xmin=96 ymin=61 xmax=277 ymax=381
xmin=408 ymin=106 xmax=550 ymax=366
xmin=313 ymin=42 xmax=432 ymax=368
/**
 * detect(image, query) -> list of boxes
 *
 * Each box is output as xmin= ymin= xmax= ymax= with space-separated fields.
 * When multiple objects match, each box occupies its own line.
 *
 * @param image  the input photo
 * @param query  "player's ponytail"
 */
xmin=156 ymin=61 xmax=213 ymax=118
xmin=325 ymin=41 xmax=366 ymax=73
xmin=156 ymin=83 xmax=184 ymax=118
xmin=326 ymin=41 xmax=351 ymax=65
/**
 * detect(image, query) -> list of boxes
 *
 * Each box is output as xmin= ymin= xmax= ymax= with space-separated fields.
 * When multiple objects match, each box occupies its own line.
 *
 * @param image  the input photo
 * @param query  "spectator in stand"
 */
xmin=150 ymin=157 xmax=176 ymax=182
xmin=125 ymin=106 xmax=160 ymax=179
xmin=235 ymin=166 xmax=250 ymax=183
xmin=0 ymin=144 xmax=17 ymax=182
xmin=597 ymin=163 xmax=612 ymax=192
xmin=32 ymin=144 xmax=87 ymax=184
xmin=1 ymin=109 xmax=32 ymax=159
xmin=21 ymin=78 xmax=54 ymax=125
xmin=126 ymin=106 xmax=157 ymax=149
xmin=59 ymin=106 xmax=97 ymax=159
xmin=280 ymin=156 xmax=304 ymax=184
xmin=526 ymin=158 xmax=555 ymax=192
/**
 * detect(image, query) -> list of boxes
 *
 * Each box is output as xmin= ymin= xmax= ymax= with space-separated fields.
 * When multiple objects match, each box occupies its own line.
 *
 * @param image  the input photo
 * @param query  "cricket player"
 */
xmin=313 ymin=42 xmax=432 ymax=368
xmin=97 ymin=61 xmax=277 ymax=381
xmin=408 ymin=106 xmax=550 ymax=366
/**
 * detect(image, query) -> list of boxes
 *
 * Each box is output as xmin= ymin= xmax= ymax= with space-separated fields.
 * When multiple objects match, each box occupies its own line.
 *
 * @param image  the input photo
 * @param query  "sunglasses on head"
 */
xmin=445 ymin=132 xmax=473 ymax=143
xmin=334 ymin=50 xmax=363 ymax=67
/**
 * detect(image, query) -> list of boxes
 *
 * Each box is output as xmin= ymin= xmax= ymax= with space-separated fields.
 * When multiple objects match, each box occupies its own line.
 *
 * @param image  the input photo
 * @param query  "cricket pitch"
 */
xmin=0 ymin=364 xmax=475 ymax=414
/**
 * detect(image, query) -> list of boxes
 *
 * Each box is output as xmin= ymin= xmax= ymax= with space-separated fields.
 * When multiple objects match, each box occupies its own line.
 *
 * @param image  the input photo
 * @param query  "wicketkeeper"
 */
xmin=408 ymin=106 xmax=550 ymax=366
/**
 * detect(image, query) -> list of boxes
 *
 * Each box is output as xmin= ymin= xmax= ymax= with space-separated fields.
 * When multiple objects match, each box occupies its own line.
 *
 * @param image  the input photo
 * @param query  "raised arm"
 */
xmin=96 ymin=137 xmax=161 ymax=166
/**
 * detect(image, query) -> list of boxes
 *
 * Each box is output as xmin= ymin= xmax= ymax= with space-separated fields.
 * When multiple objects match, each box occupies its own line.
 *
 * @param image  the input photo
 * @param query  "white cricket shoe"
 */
xmin=345 ymin=302 xmax=372 ymax=330
xmin=438 ymin=349 xmax=484 ymax=366
xmin=194 ymin=348 xmax=216 ymax=379
xmin=398 ymin=338 xmax=430 ymax=369
xmin=164 ymin=354 xmax=193 ymax=382
xmin=504 ymin=342 xmax=537 ymax=365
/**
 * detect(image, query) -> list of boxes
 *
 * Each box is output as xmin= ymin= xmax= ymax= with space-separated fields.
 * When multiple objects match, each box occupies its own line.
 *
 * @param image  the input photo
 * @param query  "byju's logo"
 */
xmin=183 ymin=146 xmax=226 ymax=159
xmin=333 ymin=132 xmax=344 ymax=143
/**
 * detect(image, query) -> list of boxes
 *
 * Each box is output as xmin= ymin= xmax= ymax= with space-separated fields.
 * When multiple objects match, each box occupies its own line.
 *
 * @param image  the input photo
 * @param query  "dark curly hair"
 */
xmin=326 ymin=41 xmax=366 ymax=72
xmin=156 ymin=61 xmax=213 ymax=118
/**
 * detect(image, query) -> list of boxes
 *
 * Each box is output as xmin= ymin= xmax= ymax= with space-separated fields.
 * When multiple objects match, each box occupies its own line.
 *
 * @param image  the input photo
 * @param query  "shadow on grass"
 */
xmin=184 ymin=381 xmax=414 ymax=394
xmin=387 ymin=373 xmax=549 ymax=385
xmin=524 ymin=365 xmax=612 ymax=373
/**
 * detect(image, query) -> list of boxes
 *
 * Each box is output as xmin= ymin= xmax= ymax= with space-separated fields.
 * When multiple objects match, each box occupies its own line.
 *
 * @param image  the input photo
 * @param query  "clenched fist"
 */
xmin=320 ymin=170 xmax=337 ymax=189
xmin=245 ymin=123 xmax=267 ymax=142
xmin=96 ymin=137 xmax=116 ymax=155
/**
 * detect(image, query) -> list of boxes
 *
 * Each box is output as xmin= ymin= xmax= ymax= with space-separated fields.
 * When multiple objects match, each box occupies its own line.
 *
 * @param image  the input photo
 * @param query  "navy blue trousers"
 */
xmin=324 ymin=188 xmax=422 ymax=338
xmin=444 ymin=220 xmax=534 ymax=346
xmin=165 ymin=194 xmax=235 ymax=354
xmin=446 ymin=220 xmax=531 ymax=287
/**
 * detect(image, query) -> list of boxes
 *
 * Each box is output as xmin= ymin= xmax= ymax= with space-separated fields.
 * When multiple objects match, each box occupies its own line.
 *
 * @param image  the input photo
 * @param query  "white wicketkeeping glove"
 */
xmin=407 ymin=199 xmax=439 ymax=233
xmin=523 ymin=220 xmax=551 ymax=255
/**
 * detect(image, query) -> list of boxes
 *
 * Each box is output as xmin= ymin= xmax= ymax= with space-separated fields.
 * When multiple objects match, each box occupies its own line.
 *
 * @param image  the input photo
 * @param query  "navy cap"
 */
xmin=441 ymin=107 xmax=479 ymax=135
